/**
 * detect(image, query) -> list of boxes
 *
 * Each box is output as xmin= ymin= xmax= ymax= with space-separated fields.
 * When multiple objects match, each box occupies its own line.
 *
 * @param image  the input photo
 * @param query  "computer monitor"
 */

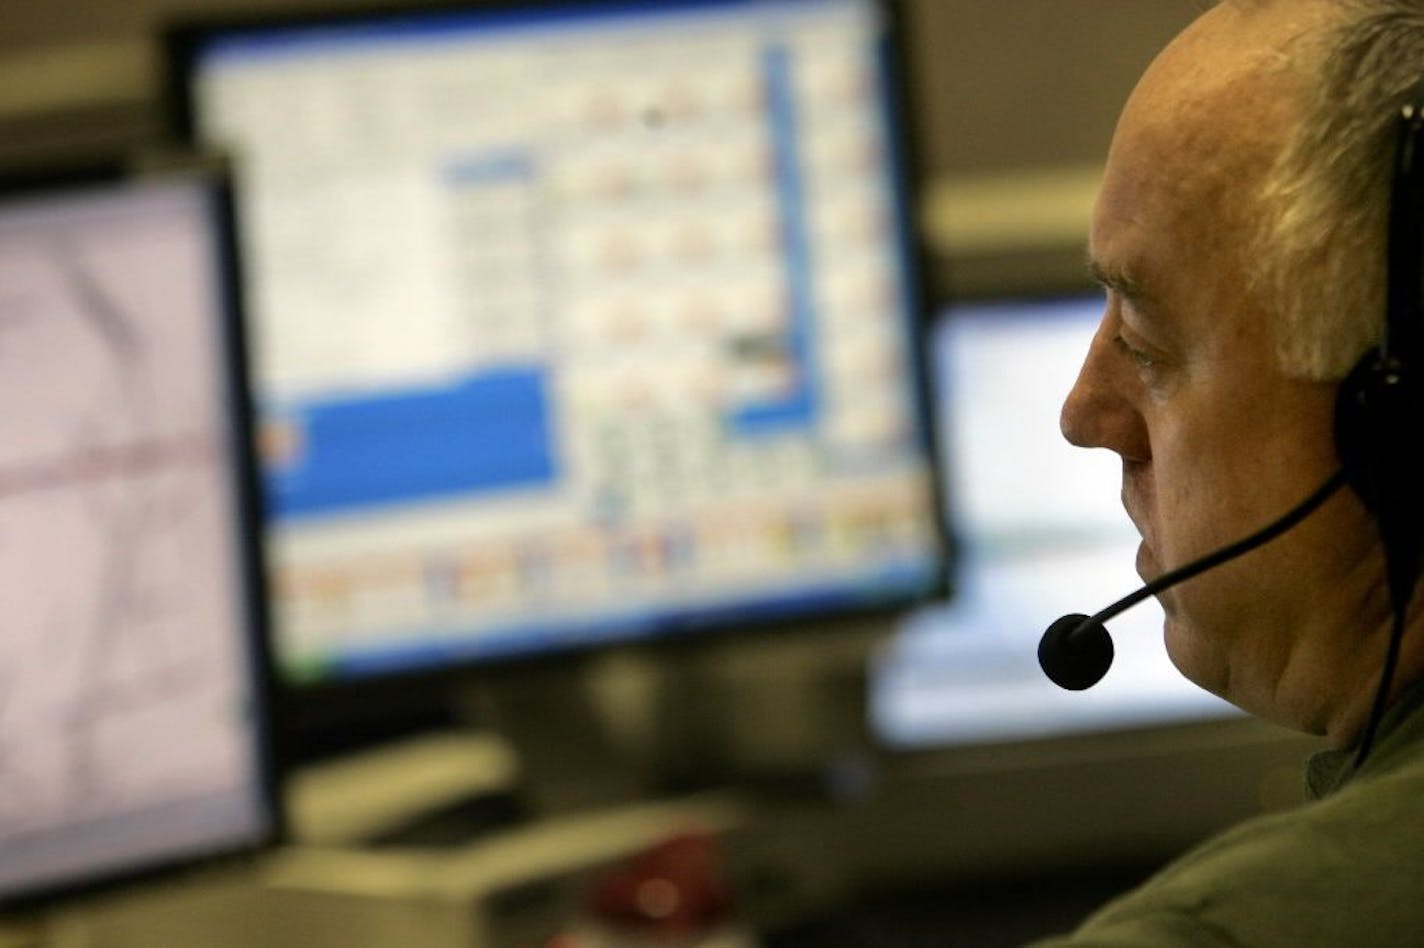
xmin=0 ymin=163 xmax=278 ymax=906
xmin=164 ymin=0 xmax=946 ymax=692
xmin=871 ymin=294 xmax=1238 ymax=749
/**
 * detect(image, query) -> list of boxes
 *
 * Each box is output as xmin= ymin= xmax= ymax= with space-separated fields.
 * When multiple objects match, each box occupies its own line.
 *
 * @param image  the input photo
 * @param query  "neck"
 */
xmin=1258 ymin=541 xmax=1424 ymax=748
xmin=1318 ymin=581 xmax=1424 ymax=750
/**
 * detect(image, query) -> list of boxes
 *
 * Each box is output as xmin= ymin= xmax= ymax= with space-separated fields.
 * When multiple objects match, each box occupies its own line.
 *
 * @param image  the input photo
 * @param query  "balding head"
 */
xmin=1093 ymin=1 xmax=1335 ymax=337
xmin=1064 ymin=0 xmax=1410 ymax=741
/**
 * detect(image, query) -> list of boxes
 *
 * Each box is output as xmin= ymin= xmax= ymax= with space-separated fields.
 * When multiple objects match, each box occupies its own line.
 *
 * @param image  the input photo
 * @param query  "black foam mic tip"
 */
xmin=1038 ymin=613 xmax=1114 ymax=691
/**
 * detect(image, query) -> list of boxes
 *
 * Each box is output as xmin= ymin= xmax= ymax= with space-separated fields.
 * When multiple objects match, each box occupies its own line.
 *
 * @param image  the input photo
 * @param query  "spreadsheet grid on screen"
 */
xmin=179 ymin=0 xmax=946 ymax=683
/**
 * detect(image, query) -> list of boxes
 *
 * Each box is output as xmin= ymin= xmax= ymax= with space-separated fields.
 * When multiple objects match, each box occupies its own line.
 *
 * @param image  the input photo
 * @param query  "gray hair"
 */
xmin=1254 ymin=0 xmax=1424 ymax=380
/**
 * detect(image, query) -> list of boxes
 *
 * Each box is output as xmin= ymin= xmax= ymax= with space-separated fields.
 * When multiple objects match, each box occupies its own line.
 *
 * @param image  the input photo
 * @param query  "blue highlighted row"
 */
xmin=266 ymin=366 xmax=555 ymax=520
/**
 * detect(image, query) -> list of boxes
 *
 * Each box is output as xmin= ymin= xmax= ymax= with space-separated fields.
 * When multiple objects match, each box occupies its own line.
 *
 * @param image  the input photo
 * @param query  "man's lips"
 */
xmin=1135 ymin=539 xmax=1161 ymax=582
xmin=1121 ymin=492 xmax=1158 ymax=579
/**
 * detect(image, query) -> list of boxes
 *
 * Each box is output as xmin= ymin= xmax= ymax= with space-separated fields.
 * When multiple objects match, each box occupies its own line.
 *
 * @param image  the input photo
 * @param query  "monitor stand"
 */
xmin=456 ymin=614 xmax=892 ymax=812
xmin=287 ymin=651 xmax=701 ymax=849
xmin=289 ymin=613 xmax=893 ymax=850
xmin=449 ymin=650 xmax=678 ymax=816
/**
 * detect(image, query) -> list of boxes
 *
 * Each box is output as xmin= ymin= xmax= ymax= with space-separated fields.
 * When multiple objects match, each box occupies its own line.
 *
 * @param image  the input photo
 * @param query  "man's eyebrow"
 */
xmin=1085 ymin=258 xmax=1150 ymax=305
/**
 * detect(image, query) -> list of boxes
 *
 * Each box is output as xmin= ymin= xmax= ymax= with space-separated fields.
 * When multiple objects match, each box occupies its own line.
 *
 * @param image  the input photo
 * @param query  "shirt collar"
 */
xmin=1307 ymin=676 xmax=1424 ymax=799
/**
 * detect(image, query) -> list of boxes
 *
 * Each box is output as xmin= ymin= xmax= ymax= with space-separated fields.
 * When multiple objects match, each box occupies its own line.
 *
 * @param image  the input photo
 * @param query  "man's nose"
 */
xmin=1060 ymin=329 xmax=1149 ymax=461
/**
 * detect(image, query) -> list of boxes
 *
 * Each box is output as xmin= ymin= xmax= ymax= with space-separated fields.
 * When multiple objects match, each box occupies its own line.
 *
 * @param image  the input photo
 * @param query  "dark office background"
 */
xmin=0 ymin=1 xmax=1197 ymax=176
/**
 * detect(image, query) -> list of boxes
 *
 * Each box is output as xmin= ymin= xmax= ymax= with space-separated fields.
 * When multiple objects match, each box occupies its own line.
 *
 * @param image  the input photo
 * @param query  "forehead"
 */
xmin=1090 ymin=2 xmax=1329 ymax=310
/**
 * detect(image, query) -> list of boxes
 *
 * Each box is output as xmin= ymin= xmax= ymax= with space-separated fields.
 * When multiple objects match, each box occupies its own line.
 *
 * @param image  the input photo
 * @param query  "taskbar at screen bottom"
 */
xmin=281 ymin=560 xmax=940 ymax=684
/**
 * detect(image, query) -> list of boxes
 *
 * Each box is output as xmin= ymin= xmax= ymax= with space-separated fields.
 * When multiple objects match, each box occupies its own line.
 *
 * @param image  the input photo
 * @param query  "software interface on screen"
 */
xmin=181 ymin=0 xmax=943 ymax=682
xmin=0 ymin=177 xmax=272 ymax=901
xmin=871 ymin=297 xmax=1237 ymax=748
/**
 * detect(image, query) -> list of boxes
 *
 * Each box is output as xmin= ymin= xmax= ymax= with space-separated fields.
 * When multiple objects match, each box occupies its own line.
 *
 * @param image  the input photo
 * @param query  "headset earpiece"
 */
xmin=1334 ymin=349 xmax=1384 ymax=516
xmin=1293 ymin=77 xmax=1424 ymax=766
xmin=1334 ymin=348 xmax=1410 ymax=518
xmin=1332 ymin=75 xmax=1424 ymax=610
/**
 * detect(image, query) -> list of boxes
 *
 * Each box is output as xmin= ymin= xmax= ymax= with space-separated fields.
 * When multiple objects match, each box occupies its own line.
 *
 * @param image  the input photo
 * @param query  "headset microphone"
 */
xmin=1039 ymin=470 xmax=1348 ymax=691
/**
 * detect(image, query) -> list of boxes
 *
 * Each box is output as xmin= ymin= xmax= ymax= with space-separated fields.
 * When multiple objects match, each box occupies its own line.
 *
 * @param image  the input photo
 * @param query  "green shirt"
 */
xmin=1031 ymin=683 xmax=1424 ymax=947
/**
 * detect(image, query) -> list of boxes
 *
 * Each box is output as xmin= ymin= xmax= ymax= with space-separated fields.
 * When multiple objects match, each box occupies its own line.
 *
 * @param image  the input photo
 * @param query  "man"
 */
xmin=1035 ymin=1 xmax=1424 ymax=944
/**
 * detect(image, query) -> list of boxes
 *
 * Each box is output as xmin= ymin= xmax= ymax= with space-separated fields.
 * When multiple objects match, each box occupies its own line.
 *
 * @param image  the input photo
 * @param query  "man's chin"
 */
xmin=1161 ymin=614 xmax=1232 ymax=701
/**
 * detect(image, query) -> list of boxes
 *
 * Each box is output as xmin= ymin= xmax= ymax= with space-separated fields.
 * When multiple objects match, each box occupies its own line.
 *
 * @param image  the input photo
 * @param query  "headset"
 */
xmin=1333 ymin=72 xmax=1424 ymax=764
xmin=1039 ymin=74 xmax=1424 ymax=770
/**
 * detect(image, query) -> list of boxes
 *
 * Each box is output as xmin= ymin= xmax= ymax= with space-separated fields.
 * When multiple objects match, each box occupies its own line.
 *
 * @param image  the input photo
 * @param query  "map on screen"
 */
xmin=0 ymin=178 xmax=272 ymax=901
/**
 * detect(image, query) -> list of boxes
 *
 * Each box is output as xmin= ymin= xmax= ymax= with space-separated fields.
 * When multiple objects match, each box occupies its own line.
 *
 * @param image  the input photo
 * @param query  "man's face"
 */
xmin=1059 ymin=2 xmax=1384 ymax=729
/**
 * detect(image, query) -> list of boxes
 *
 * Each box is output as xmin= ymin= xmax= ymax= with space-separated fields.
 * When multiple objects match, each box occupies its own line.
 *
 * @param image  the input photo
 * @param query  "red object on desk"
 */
xmin=585 ymin=831 xmax=735 ymax=938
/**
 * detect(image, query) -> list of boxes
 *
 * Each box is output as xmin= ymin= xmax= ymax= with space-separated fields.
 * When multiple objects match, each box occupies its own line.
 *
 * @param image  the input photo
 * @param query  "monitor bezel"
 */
xmin=0 ymin=155 xmax=286 ymax=911
xmin=161 ymin=0 xmax=951 ymax=726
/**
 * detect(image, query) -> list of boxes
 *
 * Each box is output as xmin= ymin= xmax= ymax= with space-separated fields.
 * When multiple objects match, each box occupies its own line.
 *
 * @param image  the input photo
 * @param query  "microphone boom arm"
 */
xmin=1082 ymin=469 xmax=1349 ymax=632
xmin=1038 ymin=469 xmax=1349 ymax=691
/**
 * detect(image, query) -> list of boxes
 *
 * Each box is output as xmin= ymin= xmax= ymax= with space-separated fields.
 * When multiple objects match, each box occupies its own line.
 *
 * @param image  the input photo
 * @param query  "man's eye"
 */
xmin=1112 ymin=332 xmax=1158 ymax=370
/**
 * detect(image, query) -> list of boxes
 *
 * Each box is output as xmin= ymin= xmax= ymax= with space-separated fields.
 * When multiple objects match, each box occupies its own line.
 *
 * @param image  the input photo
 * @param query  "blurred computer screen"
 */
xmin=167 ymin=0 xmax=947 ymax=688
xmin=0 ymin=166 xmax=277 ymax=905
